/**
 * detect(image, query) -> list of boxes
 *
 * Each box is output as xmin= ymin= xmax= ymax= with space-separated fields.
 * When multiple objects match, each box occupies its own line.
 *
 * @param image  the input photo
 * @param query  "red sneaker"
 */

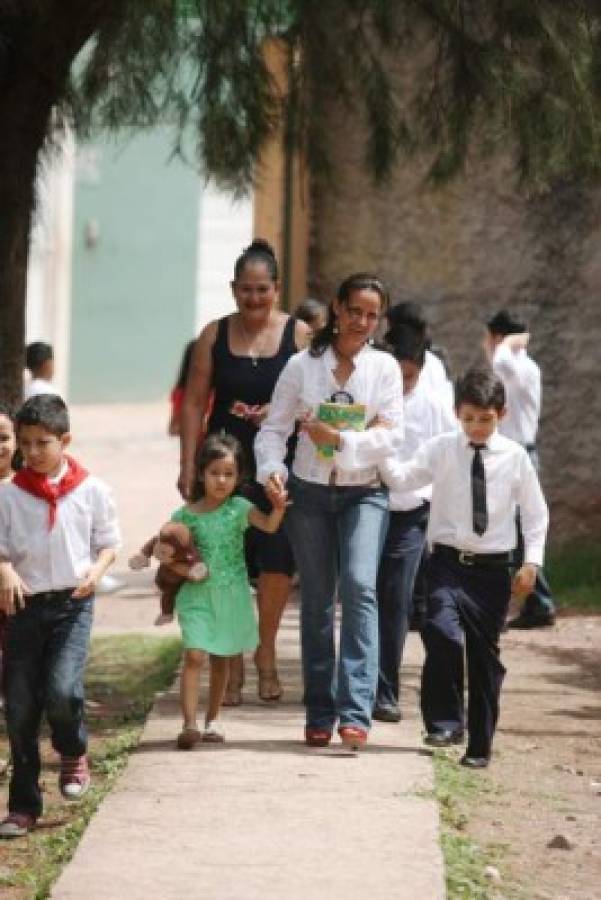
xmin=305 ymin=727 xmax=332 ymax=748
xmin=0 ymin=812 xmax=37 ymax=838
xmin=338 ymin=726 xmax=368 ymax=750
xmin=60 ymin=755 xmax=91 ymax=800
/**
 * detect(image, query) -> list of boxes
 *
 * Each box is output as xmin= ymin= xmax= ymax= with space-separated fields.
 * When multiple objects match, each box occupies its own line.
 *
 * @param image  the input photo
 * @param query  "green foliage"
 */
xmin=547 ymin=541 xmax=601 ymax=610
xmin=58 ymin=1 xmax=601 ymax=191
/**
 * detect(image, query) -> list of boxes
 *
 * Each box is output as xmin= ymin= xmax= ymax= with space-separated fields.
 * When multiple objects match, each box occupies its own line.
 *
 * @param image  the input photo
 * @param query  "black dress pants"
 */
xmin=421 ymin=552 xmax=511 ymax=758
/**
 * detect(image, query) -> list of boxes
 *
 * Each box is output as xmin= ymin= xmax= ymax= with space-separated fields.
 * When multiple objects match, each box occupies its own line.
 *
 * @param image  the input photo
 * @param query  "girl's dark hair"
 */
xmin=294 ymin=297 xmax=327 ymax=327
xmin=455 ymin=366 xmax=505 ymax=412
xmin=386 ymin=301 xmax=432 ymax=349
xmin=191 ymin=433 xmax=247 ymax=501
xmin=174 ymin=340 xmax=196 ymax=391
xmin=310 ymin=273 xmax=390 ymax=357
xmin=233 ymin=238 xmax=278 ymax=281
xmin=384 ymin=324 xmax=426 ymax=367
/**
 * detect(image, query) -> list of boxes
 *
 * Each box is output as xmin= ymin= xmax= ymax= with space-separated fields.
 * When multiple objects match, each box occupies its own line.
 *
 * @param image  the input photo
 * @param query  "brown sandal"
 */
xmin=257 ymin=669 xmax=282 ymax=702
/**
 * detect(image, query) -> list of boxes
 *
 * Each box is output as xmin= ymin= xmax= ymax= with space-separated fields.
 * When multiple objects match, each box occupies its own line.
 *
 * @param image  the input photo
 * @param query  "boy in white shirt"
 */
xmin=0 ymin=395 xmax=120 ymax=837
xmin=381 ymin=367 xmax=548 ymax=767
xmin=375 ymin=326 xmax=456 ymax=722
xmin=24 ymin=342 xmax=61 ymax=400
xmin=485 ymin=309 xmax=556 ymax=628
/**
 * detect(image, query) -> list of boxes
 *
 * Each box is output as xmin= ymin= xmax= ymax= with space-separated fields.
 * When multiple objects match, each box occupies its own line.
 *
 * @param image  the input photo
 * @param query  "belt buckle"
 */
xmin=458 ymin=551 xmax=475 ymax=566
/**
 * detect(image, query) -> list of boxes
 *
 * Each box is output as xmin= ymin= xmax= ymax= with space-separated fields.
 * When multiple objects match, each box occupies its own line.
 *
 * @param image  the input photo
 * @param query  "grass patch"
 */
xmin=547 ymin=542 xmax=601 ymax=612
xmin=433 ymin=751 xmax=516 ymax=900
xmin=0 ymin=634 xmax=181 ymax=899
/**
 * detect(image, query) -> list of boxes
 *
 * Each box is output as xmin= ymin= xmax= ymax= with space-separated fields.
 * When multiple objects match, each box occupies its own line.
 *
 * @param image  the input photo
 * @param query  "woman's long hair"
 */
xmin=310 ymin=273 xmax=390 ymax=358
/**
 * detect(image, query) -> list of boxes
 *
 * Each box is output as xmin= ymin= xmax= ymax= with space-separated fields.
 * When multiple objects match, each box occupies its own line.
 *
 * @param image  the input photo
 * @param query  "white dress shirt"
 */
xmin=255 ymin=345 xmax=404 ymax=486
xmin=383 ymin=380 xmax=457 ymax=511
xmin=421 ymin=350 xmax=455 ymax=410
xmin=24 ymin=378 xmax=61 ymax=400
xmin=492 ymin=345 xmax=541 ymax=446
xmin=0 ymin=470 xmax=121 ymax=593
xmin=380 ymin=431 xmax=548 ymax=564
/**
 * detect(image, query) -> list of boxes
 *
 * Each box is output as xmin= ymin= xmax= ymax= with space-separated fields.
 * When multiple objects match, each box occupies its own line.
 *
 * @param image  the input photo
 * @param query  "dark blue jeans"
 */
xmin=376 ymin=503 xmax=429 ymax=709
xmin=285 ymin=475 xmax=389 ymax=731
xmin=421 ymin=553 xmax=510 ymax=758
xmin=4 ymin=591 xmax=94 ymax=818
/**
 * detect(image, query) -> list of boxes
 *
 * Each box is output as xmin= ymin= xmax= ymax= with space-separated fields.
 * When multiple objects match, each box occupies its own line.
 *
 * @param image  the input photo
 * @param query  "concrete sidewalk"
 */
xmin=50 ymin=404 xmax=445 ymax=899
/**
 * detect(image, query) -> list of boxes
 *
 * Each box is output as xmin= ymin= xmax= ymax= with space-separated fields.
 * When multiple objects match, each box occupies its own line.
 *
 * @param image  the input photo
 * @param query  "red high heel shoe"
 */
xmin=338 ymin=726 xmax=368 ymax=750
xmin=305 ymin=727 xmax=332 ymax=747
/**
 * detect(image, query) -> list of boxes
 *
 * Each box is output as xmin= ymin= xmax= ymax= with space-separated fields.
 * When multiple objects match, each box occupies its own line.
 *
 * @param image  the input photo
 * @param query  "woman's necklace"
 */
xmin=238 ymin=314 xmax=269 ymax=367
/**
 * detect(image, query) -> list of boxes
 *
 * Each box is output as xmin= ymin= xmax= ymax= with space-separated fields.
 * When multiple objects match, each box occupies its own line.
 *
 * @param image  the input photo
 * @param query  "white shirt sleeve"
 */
xmin=335 ymin=357 xmax=404 ymax=469
xmin=494 ymin=345 xmax=540 ymax=407
xmin=255 ymin=356 xmax=302 ymax=485
xmin=380 ymin=440 xmax=437 ymax=493
xmin=517 ymin=453 xmax=549 ymax=566
xmin=90 ymin=480 xmax=121 ymax=556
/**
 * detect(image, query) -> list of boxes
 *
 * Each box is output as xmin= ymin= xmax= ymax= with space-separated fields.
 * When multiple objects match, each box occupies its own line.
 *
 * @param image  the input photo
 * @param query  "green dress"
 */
xmin=173 ymin=497 xmax=259 ymax=655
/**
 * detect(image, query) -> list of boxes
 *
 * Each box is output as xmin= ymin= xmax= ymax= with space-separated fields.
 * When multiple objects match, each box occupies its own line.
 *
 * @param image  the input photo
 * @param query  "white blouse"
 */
xmin=255 ymin=345 xmax=404 ymax=487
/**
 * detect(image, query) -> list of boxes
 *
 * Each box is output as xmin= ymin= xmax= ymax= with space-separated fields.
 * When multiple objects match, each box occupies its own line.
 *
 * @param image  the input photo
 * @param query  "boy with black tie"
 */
xmin=381 ymin=367 xmax=548 ymax=767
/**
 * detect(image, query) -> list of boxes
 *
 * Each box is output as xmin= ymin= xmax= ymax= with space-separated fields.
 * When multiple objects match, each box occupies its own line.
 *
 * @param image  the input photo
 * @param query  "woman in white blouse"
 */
xmin=255 ymin=273 xmax=404 ymax=750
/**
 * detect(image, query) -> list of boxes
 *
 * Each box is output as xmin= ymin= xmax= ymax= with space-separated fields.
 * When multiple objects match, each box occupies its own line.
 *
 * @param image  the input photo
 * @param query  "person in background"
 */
xmin=256 ymin=272 xmax=404 ymax=750
xmin=386 ymin=302 xmax=454 ymax=410
xmin=168 ymin=340 xmax=196 ymax=436
xmin=24 ymin=343 xmax=60 ymax=400
xmin=293 ymin=298 xmax=328 ymax=336
xmin=381 ymin=367 xmax=548 ymax=768
xmin=178 ymin=239 xmax=310 ymax=705
xmin=485 ymin=309 xmax=556 ymax=629
xmin=374 ymin=325 xmax=456 ymax=723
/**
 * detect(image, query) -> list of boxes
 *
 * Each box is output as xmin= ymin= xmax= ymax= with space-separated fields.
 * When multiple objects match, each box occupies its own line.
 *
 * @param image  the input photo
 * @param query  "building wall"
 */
xmin=310 ymin=104 xmax=601 ymax=542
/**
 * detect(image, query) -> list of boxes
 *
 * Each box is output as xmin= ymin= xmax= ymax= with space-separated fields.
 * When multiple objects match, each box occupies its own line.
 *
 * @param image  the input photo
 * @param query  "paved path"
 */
xmin=50 ymin=404 xmax=445 ymax=900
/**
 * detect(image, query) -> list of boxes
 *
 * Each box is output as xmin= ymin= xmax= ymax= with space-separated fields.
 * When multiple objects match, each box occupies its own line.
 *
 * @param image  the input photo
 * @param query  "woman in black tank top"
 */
xmin=178 ymin=239 xmax=310 ymax=706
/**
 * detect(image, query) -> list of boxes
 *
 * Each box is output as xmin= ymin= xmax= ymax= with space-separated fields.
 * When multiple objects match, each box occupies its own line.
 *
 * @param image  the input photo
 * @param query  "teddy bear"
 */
xmin=128 ymin=521 xmax=208 ymax=625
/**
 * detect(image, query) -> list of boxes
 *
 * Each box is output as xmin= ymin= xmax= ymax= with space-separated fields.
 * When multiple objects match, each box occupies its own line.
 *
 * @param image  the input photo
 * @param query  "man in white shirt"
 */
xmin=381 ymin=367 xmax=548 ymax=768
xmin=375 ymin=327 xmax=456 ymax=722
xmin=486 ymin=310 xmax=556 ymax=628
xmin=23 ymin=342 xmax=61 ymax=401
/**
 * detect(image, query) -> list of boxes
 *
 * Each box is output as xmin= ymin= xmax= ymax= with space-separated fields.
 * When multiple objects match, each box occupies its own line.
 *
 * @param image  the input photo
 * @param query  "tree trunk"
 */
xmin=0 ymin=1 xmax=125 ymax=406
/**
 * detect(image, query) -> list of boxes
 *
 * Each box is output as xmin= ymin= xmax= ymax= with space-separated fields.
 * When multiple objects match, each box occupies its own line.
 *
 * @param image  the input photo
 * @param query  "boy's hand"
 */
xmin=72 ymin=569 xmax=99 ymax=599
xmin=129 ymin=552 xmax=151 ymax=571
xmin=511 ymin=563 xmax=537 ymax=598
xmin=0 ymin=565 xmax=30 ymax=615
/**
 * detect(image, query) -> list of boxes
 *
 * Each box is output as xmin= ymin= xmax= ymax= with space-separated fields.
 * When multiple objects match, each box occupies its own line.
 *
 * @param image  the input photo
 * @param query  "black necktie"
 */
xmin=470 ymin=443 xmax=488 ymax=536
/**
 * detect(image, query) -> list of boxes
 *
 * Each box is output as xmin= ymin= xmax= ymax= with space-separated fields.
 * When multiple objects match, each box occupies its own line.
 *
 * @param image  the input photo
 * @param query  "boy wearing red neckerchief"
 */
xmin=0 ymin=395 xmax=120 ymax=838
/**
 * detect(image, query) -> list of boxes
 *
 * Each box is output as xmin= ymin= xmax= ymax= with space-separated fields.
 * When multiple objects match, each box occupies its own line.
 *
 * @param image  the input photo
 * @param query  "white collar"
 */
xmin=48 ymin=460 xmax=68 ymax=485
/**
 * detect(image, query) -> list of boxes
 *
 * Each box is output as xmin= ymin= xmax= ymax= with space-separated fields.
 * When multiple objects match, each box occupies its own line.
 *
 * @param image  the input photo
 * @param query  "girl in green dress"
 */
xmin=173 ymin=434 xmax=287 ymax=749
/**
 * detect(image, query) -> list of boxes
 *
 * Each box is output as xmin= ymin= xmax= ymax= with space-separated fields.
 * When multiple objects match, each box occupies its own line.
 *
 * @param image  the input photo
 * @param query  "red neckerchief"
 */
xmin=13 ymin=455 xmax=89 ymax=529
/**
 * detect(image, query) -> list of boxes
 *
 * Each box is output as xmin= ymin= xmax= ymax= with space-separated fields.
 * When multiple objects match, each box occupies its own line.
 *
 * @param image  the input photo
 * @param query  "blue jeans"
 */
xmin=285 ymin=475 xmax=389 ymax=731
xmin=4 ymin=591 xmax=94 ymax=818
xmin=376 ymin=503 xmax=429 ymax=709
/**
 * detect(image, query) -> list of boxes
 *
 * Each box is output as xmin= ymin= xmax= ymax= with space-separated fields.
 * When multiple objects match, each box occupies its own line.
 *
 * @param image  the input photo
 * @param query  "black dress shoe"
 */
xmin=460 ymin=754 xmax=490 ymax=769
xmin=373 ymin=704 xmax=402 ymax=723
xmin=424 ymin=728 xmax=464 ymax=747
xmin=506 ymin=610 xmax=555 ymax=630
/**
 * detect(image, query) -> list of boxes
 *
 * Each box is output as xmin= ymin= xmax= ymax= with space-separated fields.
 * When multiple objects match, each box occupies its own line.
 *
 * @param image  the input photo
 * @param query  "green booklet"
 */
xmin=316 ymin=401 xmax=367 ymax=459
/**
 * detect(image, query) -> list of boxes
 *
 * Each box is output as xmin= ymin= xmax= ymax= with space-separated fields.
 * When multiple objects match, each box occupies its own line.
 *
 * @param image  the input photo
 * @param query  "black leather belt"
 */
xmin=25 ymin=589 xmax=75 ymax=604
xmin=433 ymin=544 xmax=514 ymax=568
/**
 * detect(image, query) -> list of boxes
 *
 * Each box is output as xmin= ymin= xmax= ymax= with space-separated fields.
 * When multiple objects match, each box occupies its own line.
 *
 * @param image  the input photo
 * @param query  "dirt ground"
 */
xmin=441 ymin=612 xmax=601 ymax=900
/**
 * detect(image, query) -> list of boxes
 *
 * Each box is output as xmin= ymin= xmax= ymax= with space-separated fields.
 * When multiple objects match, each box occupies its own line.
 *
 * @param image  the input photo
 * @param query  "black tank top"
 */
xmin=208 ymin=315 xmax=297 ymax=475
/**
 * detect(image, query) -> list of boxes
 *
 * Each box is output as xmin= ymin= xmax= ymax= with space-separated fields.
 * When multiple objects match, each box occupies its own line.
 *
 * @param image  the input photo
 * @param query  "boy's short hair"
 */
xmin=25 ymin=341 xmax=53 ymax=373
xmin=383 ymin=323 xmax=426 ymax=367
xmin=16 ymin=394 xmax=70 ymax=437
xmin=486 ymin=309 xmax=526 ymax=336
xmin=455 ymin=366 xmax=506 ymax=412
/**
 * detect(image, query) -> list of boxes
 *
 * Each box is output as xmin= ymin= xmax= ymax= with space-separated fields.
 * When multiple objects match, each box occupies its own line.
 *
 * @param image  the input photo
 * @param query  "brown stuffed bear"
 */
xmin=128 ymin=521 xmax=208 ymax=625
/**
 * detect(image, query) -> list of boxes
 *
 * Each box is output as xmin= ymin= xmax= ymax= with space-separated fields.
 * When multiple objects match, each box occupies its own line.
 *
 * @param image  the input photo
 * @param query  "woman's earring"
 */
xmin=332 ymin=318 xmax=339 ymax=334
